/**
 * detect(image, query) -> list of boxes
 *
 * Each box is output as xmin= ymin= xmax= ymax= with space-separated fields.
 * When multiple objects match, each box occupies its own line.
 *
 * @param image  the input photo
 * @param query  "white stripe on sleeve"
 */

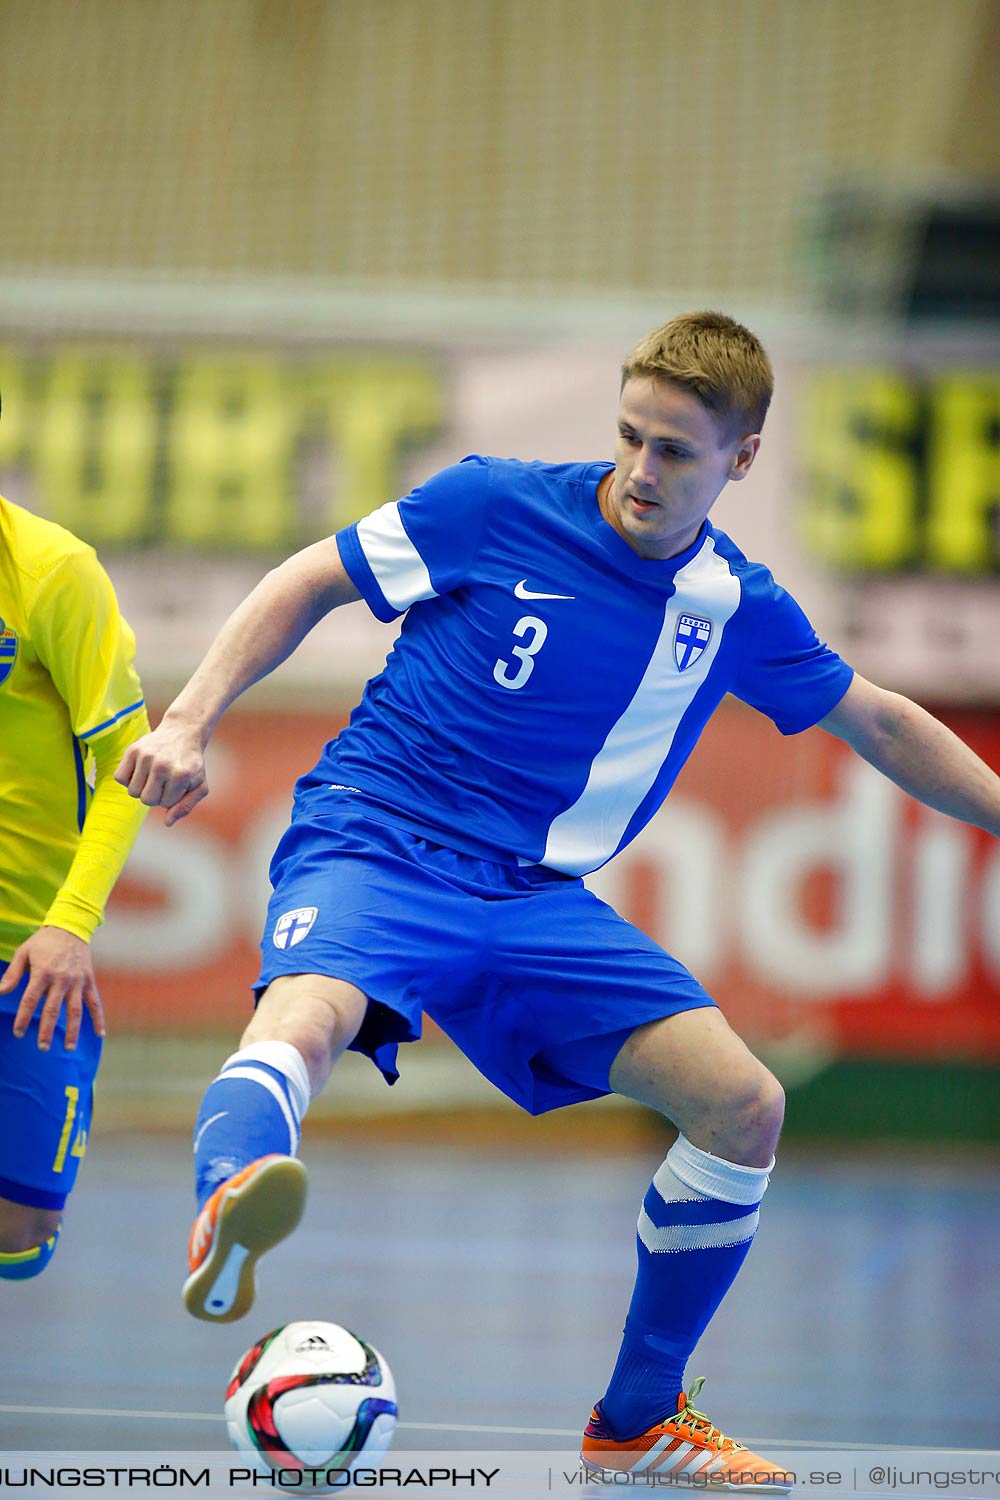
xmin=355 ymin=500 xmax=436 ymax=611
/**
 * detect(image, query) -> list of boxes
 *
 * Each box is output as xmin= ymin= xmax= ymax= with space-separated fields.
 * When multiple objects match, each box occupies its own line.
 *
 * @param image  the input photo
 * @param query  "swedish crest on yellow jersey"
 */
xmin=0 ymin=617 xmax=17 ymax=684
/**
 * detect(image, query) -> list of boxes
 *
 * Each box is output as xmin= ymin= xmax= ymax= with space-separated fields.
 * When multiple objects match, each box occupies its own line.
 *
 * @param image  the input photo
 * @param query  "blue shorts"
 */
xmin=0 ymin=961 xmax=102 ymax=1210
xmin=256 ymin=792 xmax=715 ymax=1116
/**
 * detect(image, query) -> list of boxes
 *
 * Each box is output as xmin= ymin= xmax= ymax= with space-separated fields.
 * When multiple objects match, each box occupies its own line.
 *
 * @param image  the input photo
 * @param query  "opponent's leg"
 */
xmin=0 ymin=1199 xmax=61 ymax=1281
xmin=193 ymin=974 xmax=365 ymax=1205
xmin=184 ymin=974 xmax=367 ymax=1322
xmin=473 ymin=872 xmax=788 ymax=1483
xmin=585 ymin=1007 xmax=789 ymax=1489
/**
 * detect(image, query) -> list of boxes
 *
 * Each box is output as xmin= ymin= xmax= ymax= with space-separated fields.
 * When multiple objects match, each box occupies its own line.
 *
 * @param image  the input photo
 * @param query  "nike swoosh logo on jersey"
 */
xmin=513 ymin=580 xmax=575 ymax=600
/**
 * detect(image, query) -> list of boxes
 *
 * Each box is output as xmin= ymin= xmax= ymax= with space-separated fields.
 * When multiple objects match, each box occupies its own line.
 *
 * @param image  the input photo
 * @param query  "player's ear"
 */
xmin=728 ymin=435 xmax=760 ymax=481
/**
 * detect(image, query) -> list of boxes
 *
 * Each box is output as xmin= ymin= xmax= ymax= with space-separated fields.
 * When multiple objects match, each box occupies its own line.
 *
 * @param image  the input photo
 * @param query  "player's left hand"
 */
xmin=0 ymin=927 xmax=105 ymax=1052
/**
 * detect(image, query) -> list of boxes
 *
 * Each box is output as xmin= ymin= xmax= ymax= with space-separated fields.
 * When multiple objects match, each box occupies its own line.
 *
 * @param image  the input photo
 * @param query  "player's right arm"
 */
xmin=116 ymin=537 xmax=362 ymax=824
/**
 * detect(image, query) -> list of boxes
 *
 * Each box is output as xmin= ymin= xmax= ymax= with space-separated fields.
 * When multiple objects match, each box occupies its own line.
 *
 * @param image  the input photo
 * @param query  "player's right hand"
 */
xmin=115 ymin=720 xmax=210 ymax=826
xmin=0 ymin=926 xmax=104 ymax=1050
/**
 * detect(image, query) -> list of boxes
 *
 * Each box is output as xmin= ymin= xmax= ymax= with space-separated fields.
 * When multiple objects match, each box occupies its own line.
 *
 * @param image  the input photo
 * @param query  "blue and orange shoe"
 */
xmin=183 ymin=1155 xmax=307 ymax=1322
xmin=581 ymin=1378 xmax=793 ymax=1492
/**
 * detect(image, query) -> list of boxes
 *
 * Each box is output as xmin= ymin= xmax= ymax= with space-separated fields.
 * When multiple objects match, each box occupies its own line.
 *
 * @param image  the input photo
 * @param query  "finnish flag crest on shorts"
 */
xmin=673 ymin=613 xmax=713 ymax=671
xmin=273 ymin=906 xmax=318 ymax=949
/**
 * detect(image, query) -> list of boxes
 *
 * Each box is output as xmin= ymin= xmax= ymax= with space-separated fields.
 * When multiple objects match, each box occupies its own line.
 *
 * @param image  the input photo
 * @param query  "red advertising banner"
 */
xmin=98 ymin=702 xmax=1000 ymax=1061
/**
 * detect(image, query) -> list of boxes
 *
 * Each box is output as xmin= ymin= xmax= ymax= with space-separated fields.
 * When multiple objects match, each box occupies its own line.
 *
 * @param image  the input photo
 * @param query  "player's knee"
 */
xmin=725 ymin=1069 xmax=785 ymax=1158
xmin=675 ymin=1065 xmax=784 ymax=1165
xmin=0 ymin=1222 xmax=61 ymax=1280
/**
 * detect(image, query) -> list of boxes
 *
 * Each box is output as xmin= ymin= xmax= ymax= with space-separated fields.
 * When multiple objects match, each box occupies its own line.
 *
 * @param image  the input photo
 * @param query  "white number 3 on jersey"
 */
xmin=493 ymin=615 xmax=548 ymax=690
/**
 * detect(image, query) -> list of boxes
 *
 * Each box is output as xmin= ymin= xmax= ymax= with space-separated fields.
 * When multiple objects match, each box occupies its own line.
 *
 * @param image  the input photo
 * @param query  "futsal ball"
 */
xmin=225 ymin=1320 xmax=398 ymax=1480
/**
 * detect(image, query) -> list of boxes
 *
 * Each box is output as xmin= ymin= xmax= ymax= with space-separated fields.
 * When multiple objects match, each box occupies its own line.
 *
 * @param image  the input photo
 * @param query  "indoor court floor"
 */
xmin=2 ymin=1136 xmax=998 ymax=1466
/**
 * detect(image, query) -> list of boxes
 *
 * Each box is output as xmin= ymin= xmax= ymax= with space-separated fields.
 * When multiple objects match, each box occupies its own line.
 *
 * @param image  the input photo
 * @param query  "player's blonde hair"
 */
xmin=621 ymin=311 xmax=773 ymax=439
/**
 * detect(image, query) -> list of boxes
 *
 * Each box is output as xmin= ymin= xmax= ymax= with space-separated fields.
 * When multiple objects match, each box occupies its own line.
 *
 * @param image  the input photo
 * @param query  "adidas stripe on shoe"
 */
xmin=581 ymin=1377 xmax=793 ymax=1493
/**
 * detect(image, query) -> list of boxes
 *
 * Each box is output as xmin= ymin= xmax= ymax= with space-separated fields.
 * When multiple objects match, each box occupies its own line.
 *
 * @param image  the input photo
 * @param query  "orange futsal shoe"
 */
xmin=182 ymin=1155 xmax=307 ymax=1323
xmin=581 ymin=1377 xmax=793 ymax=1492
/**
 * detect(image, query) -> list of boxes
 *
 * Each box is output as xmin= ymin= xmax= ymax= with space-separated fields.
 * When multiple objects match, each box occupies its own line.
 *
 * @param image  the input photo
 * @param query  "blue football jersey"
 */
xmin=310 ymin=456 xmax=852 ymax=876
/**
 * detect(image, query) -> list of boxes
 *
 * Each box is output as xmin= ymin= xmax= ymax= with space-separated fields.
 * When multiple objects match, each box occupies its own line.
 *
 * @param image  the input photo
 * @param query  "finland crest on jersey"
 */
xmin=273 ymin=906 xmax=318 ymax=949
xmin=674 ymin=612 xmax=713 ymax=671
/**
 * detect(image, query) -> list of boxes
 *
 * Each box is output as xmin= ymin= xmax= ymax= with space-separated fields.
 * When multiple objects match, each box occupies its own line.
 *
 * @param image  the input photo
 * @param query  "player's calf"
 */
xmin=241 ymin=974 xmax=368 ymax=1095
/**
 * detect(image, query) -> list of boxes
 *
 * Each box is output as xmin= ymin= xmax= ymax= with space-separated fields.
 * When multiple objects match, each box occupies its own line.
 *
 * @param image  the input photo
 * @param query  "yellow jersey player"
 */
xmin=0 ymin=494 xmax=149 ymax=1279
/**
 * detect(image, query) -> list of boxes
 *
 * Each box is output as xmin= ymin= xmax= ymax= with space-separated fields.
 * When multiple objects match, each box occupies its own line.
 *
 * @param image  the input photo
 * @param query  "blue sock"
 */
xmin=0 ymin=1223 xmax=61 ymax=1280
xmin=601 ymin=1134 xmax=772 ymax=1439
xmin=193 ymin=1041 xmax=311 ymax=1209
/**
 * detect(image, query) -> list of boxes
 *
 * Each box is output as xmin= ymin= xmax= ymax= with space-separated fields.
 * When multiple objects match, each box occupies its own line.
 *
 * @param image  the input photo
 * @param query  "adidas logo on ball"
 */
xmin=226 ymin=1321 xmax=398 ymax=1476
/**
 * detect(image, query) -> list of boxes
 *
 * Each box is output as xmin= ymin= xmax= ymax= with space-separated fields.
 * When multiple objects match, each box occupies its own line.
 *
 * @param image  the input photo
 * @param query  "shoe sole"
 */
xmin=182 ymin=1157 xmax=307 ymax=1323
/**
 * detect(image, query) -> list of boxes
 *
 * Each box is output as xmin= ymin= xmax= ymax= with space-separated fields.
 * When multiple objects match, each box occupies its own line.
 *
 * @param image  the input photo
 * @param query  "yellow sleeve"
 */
xmin=30 ymin=546 xmax=145 ymax=743
xmin=43 ymin=708 xmax=151 ymax=942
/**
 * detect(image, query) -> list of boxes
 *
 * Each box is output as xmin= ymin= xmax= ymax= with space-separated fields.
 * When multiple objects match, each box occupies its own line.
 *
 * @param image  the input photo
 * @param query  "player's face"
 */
xmin=602 ymin=377 xmax=760 ymax=560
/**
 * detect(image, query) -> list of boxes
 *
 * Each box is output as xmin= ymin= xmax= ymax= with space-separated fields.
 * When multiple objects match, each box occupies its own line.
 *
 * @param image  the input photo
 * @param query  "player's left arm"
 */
xmin=819 ymin=673 xmax=1000 ymax=836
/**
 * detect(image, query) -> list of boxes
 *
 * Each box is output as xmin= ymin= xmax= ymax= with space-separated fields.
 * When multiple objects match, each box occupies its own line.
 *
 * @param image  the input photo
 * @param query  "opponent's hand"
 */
xmin=0 ymin=927 xmax=104 ymax=1051
xmin=115 ymin=719 xmax=209 ymax=825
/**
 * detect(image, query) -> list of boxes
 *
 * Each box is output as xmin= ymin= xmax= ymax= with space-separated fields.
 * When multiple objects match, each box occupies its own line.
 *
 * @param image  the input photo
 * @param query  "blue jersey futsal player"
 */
xmin=118 ymin=313 xmax=1000 ymax=1488
xmin=0 ymin=494 xmax=148 ymax=1278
